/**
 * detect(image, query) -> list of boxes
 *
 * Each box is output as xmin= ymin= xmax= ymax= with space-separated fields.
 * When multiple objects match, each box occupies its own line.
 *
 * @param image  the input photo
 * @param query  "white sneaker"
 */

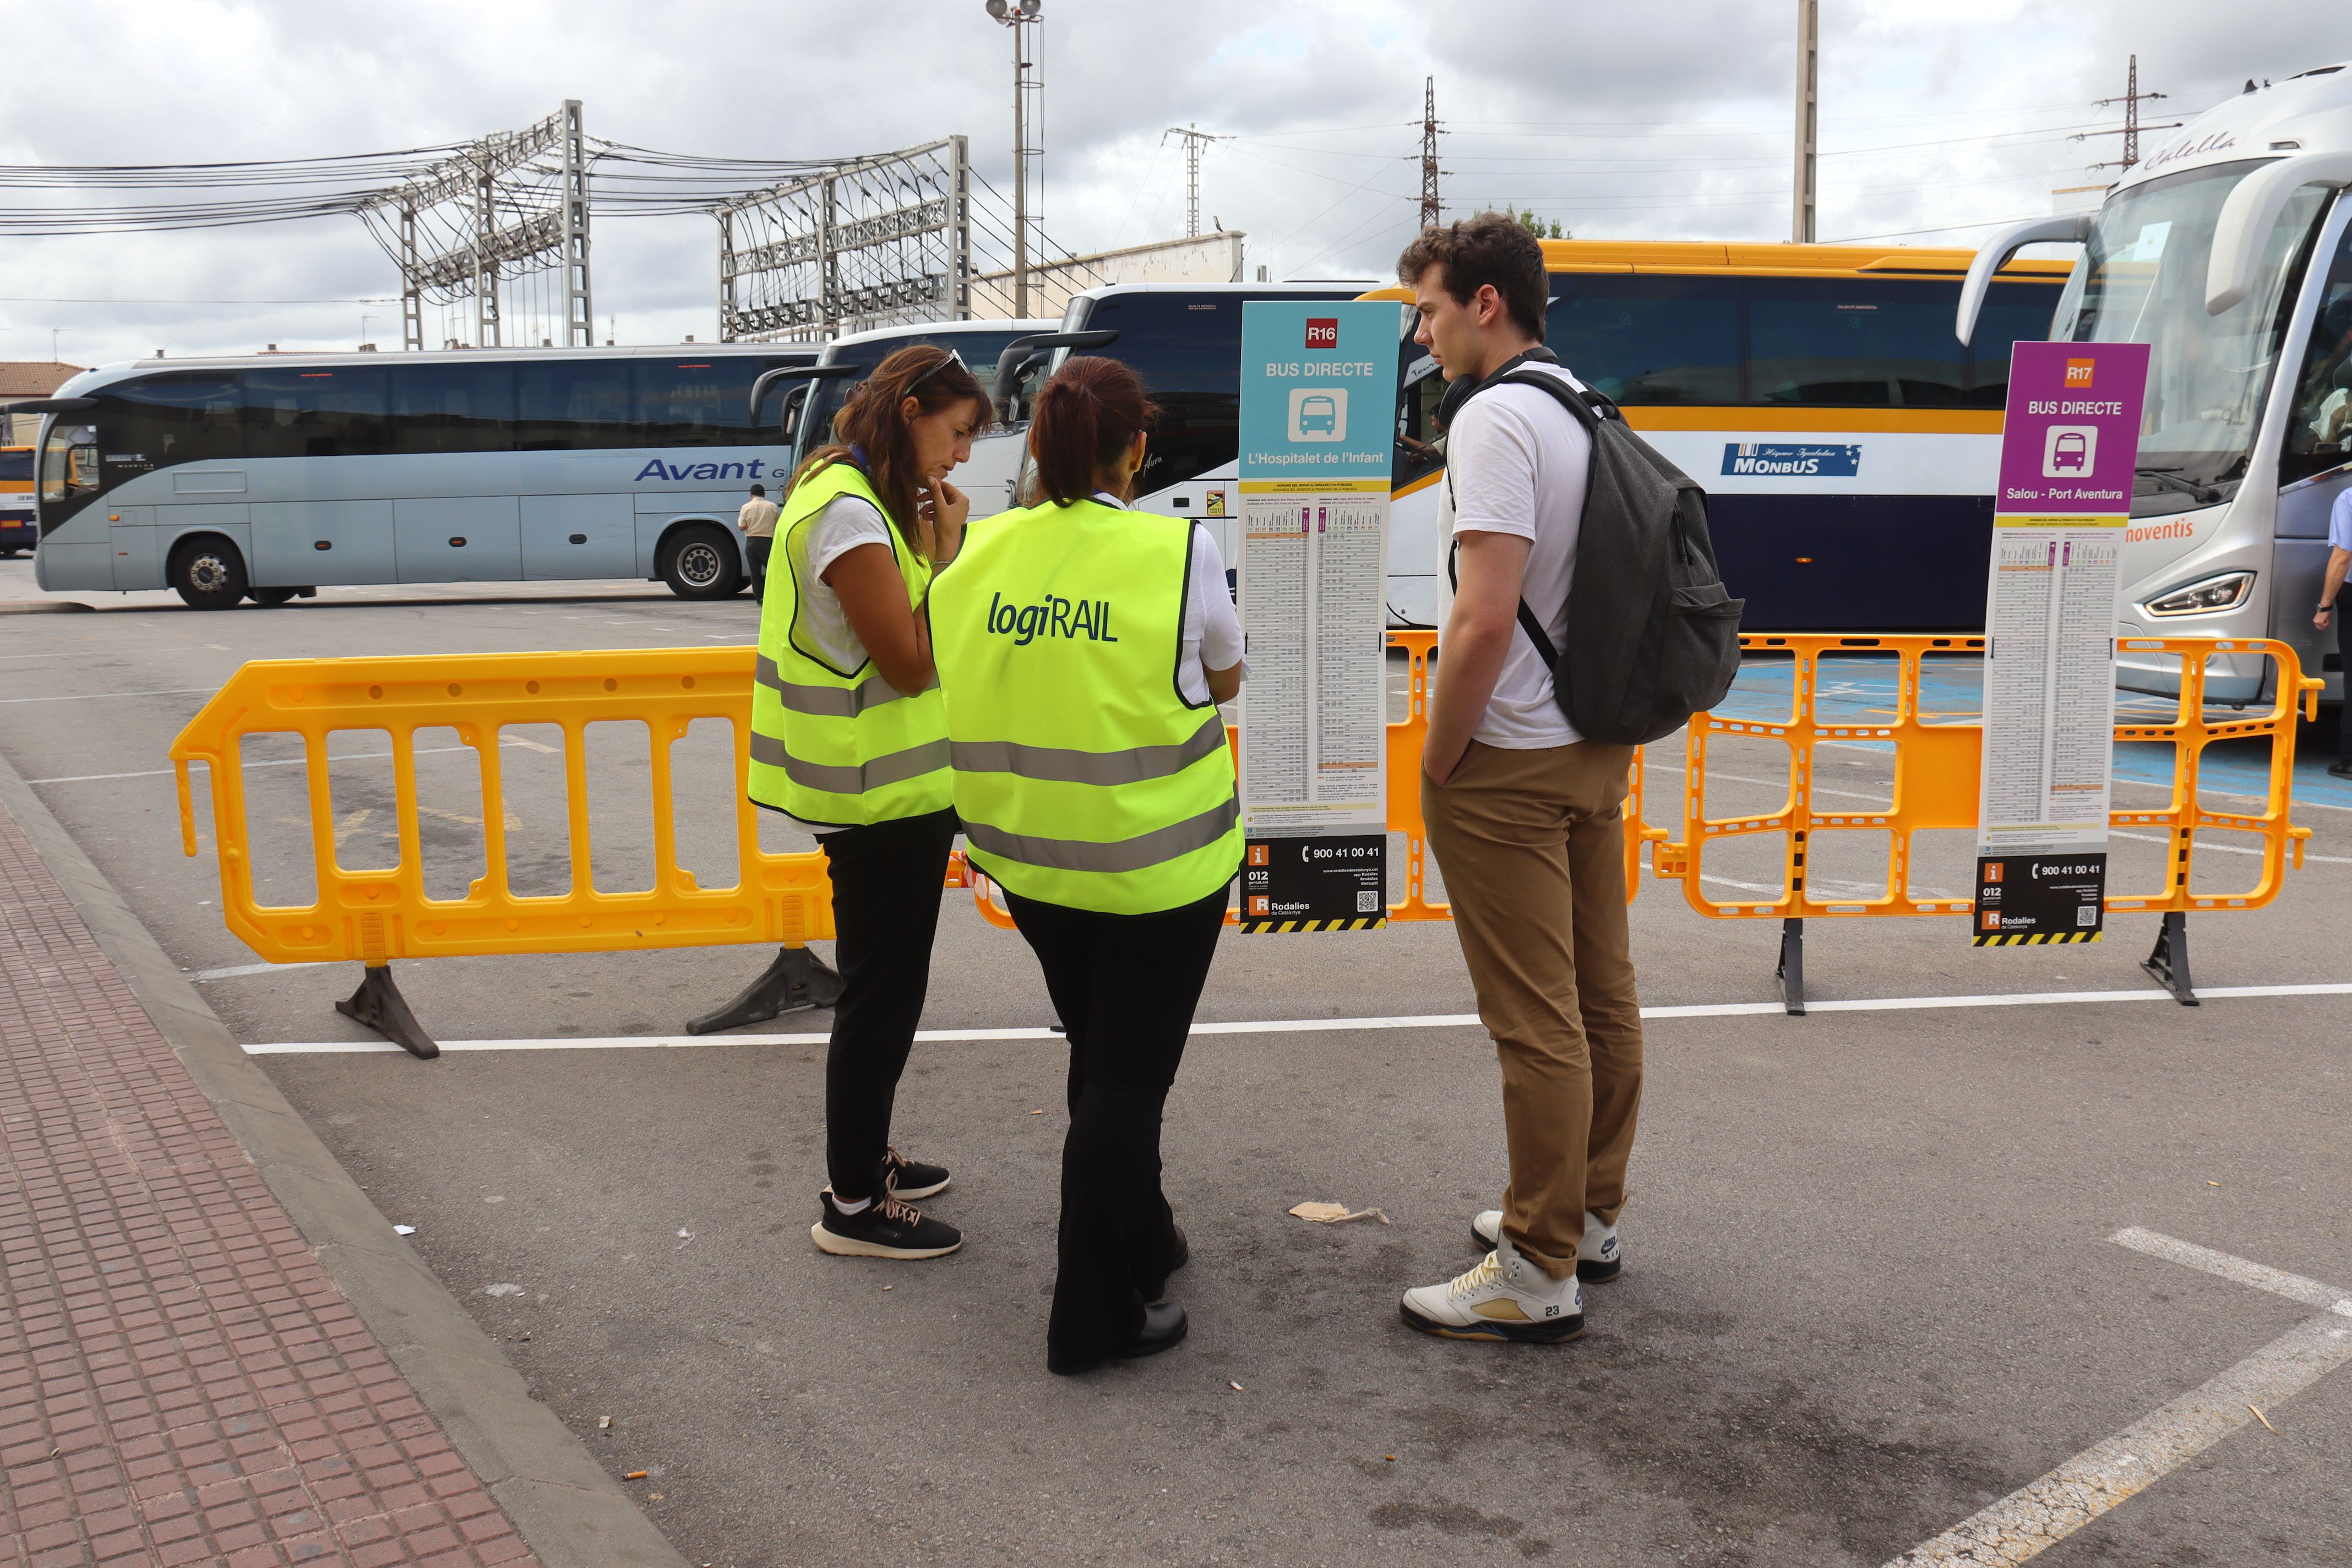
xmin=1471 ymin=1208 xmax=1621 ymax=1283
xmin=1400 ymin=1235 xmax=1584 ymax=1343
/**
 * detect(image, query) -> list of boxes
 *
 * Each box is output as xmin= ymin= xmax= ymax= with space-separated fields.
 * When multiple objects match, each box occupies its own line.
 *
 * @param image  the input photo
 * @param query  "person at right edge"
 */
xmin=930 ymin=356 xmax=1245 ymax=1375
xmin=2313 ymin=479 xmax=2352 ymax=780
xmin=748 ymin=344 xmax=992 ymax=1261
xmin=1395 ymin=213 xmax=1641 ymax=1343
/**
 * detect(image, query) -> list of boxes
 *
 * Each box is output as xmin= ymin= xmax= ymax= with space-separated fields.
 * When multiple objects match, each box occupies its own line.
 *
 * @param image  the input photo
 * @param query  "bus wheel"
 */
xmin=247 ymin=586 xmax=300 ymax=607
xmin=661 ymin=524 xmax=742 ymax=600
xmin=169 ymin=536 xmax=248 ymax=611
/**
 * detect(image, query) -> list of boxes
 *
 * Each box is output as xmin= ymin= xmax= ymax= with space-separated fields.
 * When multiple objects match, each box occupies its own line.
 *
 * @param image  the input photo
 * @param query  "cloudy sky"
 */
xmin=0 ymin=0 xmax=2337 ymax=367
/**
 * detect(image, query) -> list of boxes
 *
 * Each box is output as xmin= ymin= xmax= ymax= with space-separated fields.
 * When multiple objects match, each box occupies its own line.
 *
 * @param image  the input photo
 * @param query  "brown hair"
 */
xmin=789 ymin=344 xmax=990 ymax=557
xmin=1028 ymin=355 xmax=1160 ymax=507
xmin=1396 ymin=211 xmax=1549 ymax=342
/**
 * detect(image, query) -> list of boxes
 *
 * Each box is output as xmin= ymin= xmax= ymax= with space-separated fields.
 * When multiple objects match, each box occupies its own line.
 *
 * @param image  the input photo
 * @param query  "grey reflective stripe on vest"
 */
xmin=962 ymin=794 xmax=1238 ymax=875
xmin=749 ymin=734 xmax=952 ymax=794
xmin=950 ymin=714 xmax=1226 ymax=787
xmin=755 ymin=655 xmax=935 ymax=718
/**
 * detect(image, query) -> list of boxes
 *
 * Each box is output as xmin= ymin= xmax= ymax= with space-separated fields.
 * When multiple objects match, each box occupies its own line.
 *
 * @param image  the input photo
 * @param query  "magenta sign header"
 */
xmin=1995 ymin=340 xmax=2150 ymax=515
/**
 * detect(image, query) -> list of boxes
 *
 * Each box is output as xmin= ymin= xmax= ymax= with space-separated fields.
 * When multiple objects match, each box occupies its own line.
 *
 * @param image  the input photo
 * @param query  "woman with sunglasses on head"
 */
xmin=748 ymin=344 xmax=992 ymax=1261
xmin=929 ymin=355 xmax=1245 ymax=1373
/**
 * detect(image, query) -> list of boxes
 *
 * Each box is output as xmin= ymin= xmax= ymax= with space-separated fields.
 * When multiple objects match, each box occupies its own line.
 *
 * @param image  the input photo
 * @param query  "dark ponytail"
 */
xmin=1028 ymin=356 xmax=1159 ymax=507
xmin=790 ymin=344 xmax=989 ymax=559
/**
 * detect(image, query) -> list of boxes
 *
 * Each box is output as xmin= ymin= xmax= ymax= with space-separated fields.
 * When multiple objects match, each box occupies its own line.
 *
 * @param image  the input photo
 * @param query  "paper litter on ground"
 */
xmin=1288 ymin=1201 xmax=1390 ymax=1225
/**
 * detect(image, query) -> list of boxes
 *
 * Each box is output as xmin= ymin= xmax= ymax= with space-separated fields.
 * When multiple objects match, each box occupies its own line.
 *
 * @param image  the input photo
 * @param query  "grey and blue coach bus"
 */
xmin=28 ymin=342 xmax=821 ymax=607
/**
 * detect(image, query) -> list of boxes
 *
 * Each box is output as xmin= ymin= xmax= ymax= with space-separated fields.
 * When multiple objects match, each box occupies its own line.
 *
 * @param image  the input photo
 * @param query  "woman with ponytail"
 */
xmin=930 ymin=356 xmax=1245 ymax=1373
xmin=747 ymin=344 xmax=992 ymax=1261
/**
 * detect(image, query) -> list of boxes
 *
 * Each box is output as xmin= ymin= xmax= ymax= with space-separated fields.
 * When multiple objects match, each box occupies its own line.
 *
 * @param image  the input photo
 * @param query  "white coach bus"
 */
xmin=1960 ymin=61 xmax=2352 ymax=701
xmin=26 ymin=342 xmax=821 ymax=607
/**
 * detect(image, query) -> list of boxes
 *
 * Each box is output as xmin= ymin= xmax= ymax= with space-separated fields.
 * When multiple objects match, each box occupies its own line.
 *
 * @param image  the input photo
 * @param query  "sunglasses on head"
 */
xmin=904 ymin=349 xmax=968 ymax=391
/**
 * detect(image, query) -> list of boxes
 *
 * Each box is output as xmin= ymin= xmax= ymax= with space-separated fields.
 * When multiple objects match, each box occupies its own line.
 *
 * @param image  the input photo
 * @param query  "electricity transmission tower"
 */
xmin=1162 ymin=124 xmax=1226 ymax=238
xmin=2081 ymin=55 xmax=2180 ymax=174
xmin=1418 ymin=77 xmax=1444 ymax=232
xmin=986 ymin=0 xmax=1044 ymax=316
xmin=361 ymin=101 xmax=591 ymax=350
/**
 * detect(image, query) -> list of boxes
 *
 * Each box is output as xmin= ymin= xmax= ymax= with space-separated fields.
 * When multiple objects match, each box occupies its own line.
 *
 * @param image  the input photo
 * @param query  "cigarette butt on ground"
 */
xmin=1229 ymin=1381 xmax=1244 ymax=1391
xmin=625 ymin=1471 xmax=648 ymax=1480
xmin=1289 ymin=1201 xmax=1390 ymax=1225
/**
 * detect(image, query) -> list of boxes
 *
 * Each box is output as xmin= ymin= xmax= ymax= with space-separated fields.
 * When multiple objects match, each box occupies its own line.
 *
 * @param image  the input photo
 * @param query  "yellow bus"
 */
xmin=1 ymin=444 xmax=36 ymax=557
xmin=1366 ymin=239 xmax=2073 ymax=628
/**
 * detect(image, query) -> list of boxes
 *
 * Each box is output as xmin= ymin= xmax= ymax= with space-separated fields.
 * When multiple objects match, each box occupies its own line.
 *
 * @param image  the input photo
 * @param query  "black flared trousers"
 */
xmin=1003 ymin=881 xmax=1229 ymax=1372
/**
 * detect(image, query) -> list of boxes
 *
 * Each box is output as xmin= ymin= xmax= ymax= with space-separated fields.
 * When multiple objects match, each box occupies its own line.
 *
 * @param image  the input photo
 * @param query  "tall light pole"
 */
xmin=1792 ymin=0 xmax=1818 ymax=243
xmin=986 ymin=0 xmax=1043 ymax=317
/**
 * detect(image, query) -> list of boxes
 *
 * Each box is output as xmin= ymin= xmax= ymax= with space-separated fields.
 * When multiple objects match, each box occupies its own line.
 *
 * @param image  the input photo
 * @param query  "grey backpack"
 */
xmin=1447 ymin=362 xmax=1743 ymax=745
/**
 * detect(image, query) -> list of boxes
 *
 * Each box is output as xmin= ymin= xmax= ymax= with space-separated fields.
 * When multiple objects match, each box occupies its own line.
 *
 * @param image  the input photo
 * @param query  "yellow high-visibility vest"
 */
xmin=748 ymin=459 xmax=951 ymax=826
xmin=930 ymin=497 xmax=1239 ymax=914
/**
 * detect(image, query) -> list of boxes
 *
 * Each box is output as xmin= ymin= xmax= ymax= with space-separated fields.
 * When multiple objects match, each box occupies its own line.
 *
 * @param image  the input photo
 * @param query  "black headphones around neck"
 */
xmin=1433 ymin=344 xmax=1560 ymax=433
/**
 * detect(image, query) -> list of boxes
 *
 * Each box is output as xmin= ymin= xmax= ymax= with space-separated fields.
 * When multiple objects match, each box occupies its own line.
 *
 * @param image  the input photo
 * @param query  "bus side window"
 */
xmin=641 ymin=358 xmax=772 ymax=448
xmin=1749 ymin=278 xmax=1966 ymax=407
xmin=1544 ymin=274 xmax=1740 ymax=406
xmin=1966 ymin=283 xmax=2067 ymax=410
xmin=99 ymin=373 xmax=244 ymax=468
xmin=389 ymin=363 xmax=516 ymax=454
xmin=517 ymin=359 xmax=638 ymax=451
xmin=2282 ymin=228 xmax=2352 ymax=488
xmin=245 ymin=367 xmax=389 ymax=459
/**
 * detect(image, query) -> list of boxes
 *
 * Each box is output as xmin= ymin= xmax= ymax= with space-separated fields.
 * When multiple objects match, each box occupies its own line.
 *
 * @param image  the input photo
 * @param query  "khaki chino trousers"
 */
xmin=1422 ymin=738 xmax=1644 ymax=1282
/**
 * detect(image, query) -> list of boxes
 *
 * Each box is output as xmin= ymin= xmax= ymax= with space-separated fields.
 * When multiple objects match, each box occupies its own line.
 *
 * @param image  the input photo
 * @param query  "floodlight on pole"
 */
xmin=986 ymin=0 xmax=1043 ymax=315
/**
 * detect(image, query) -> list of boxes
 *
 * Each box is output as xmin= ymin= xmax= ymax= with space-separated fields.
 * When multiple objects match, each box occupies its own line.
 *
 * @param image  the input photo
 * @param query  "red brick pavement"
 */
xmin=0 ymin=796 xmax=543 ymax=1568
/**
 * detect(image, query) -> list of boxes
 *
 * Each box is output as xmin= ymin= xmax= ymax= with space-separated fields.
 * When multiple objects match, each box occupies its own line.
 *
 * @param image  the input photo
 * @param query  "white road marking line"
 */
xmin=1886 ymin=1232 xmax=2352 ymax=1567
xmin=235 ymin=979 xmax=2352 ymax=1052
xmin=0 ymin=685 xmax=216 ymax=704
xmin=2111 ymin=1228 xmax=2352 ymax=1314
xmin=194 ymin=961 xmax=336 ymax=981
xmin=30 ymin=738 xmax=538 ymax=785
xmin=2108 ymin=826 xmax=2352 ymax=865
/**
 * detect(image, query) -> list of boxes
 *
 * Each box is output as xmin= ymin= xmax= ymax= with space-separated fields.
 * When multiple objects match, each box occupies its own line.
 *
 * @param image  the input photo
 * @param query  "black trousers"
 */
xmin=1004 ymin=881 xmax=1231 ymax=1371
xmin=820 ymin=808 xmax=957 ymax=1201
xmin=2338 ymin=596 xmax=2352 ymax=758
xmin=747 ymin=535 xmax=773 ymax=600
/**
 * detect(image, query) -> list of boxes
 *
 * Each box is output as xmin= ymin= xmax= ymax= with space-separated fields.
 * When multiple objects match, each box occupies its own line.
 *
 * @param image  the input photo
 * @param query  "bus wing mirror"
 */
xmin=749 ymin=364 xmax=857 ymax=430
xmin=990 ymin=330 xmax=1121 ymax=417
xmin=9 ymin=397 xmax=96 ymax=414
xmin=2208 ymin=151 xmax=2352 ymax=316
xmin=1956 ymin=214 xmax=2090 ymax=345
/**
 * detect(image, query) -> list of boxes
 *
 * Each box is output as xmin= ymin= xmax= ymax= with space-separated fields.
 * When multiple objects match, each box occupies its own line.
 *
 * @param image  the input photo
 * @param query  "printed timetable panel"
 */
xmin=1970 ymin=340 xmax=2149 ymax=946
xmin=1235 ymin=300 xmax=1399 ymax=884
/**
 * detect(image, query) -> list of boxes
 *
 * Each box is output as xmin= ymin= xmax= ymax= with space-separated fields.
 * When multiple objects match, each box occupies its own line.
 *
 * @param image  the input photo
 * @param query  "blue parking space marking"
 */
xmin=1709 ymin=656 xmax=2352 ymax=813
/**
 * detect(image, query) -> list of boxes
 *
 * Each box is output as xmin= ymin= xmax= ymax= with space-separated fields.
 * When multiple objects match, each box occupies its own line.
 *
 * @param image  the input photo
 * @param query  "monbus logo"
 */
xmin=985 ymin=591 xmax=1120 ymax=647
xmin=2065 ymin=359 xmax=2095 ymax=388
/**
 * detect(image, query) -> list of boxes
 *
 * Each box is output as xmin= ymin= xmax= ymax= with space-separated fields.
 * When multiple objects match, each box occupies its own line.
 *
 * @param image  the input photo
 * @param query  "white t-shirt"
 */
xmin=791 ymin=494 xmax=900 ymax=674
xmin=1435 ymin=361 xmax=1593 ymax=749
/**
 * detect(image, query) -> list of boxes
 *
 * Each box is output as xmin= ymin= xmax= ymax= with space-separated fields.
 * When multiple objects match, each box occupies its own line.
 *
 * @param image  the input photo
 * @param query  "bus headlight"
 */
xmin=2144 ymin=570 xmax=2254 ymax=617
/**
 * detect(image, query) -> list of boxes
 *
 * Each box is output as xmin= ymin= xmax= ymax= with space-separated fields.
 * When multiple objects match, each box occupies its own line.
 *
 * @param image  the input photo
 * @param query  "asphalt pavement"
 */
xmin=3 ymin=555 xmax=2348 ymax=1567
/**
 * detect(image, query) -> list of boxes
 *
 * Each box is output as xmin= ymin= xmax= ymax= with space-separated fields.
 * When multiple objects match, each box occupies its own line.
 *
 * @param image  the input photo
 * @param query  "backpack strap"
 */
xmin=1446 ymin=367 xmax=1614 ymax=667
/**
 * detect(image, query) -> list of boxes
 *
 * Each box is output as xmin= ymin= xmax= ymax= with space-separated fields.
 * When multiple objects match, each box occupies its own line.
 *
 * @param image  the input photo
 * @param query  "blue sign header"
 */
xmin=1238 ymin=301 xmax=1400 ymax=483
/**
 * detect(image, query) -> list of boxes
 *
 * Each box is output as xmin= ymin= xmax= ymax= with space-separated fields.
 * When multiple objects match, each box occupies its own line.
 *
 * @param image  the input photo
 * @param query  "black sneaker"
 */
xmin=883 ymin=1147 xmax=950 ymax=1201
xmin=811 ymin=1191 xmax=962 ymax=1260
xmin=2329 ymin=759 xmax=2352 ymax=780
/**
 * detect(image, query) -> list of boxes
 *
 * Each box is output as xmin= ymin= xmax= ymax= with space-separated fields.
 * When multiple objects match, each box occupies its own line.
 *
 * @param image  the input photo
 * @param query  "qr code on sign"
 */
xmin=1357 ymin=890 xmax=1380 ymax=913
xmin=2076 ymin=905 xmax=2097 ymax=927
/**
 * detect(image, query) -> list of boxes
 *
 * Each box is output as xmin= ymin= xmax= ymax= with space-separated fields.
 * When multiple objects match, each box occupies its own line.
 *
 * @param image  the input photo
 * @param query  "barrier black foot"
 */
xmin=1776 ymin=917 xmax=1806 ymax=1016
xmin=687 ymin=945 xmax=845 ymax=1035
xmin=2142 ymin=911 xmax=2199 ymax=1006
xmin=337 ymin=964 xmax=440 ymax=1059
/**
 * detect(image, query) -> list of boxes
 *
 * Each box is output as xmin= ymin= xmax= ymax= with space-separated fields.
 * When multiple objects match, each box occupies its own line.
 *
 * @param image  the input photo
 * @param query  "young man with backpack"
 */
xmin=1394 ymin=213 xmax=1647 ymax=1343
